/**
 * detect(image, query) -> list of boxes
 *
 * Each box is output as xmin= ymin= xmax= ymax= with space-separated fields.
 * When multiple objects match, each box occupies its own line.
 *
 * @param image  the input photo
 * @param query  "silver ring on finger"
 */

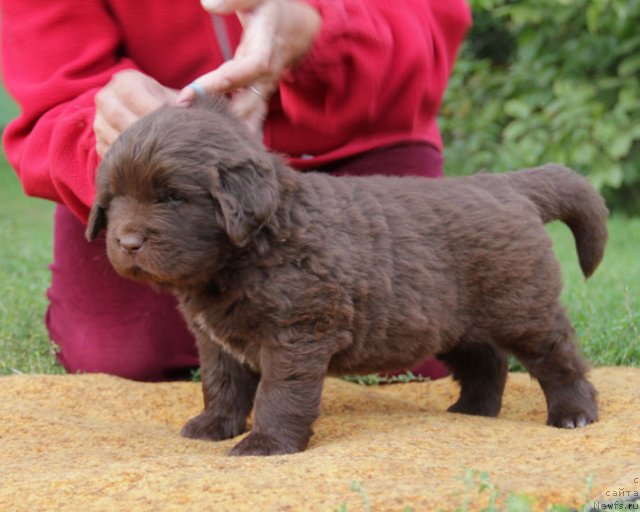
xmin=247 ymin=85 xmax=265 ymax=100
xmin=187 ymin=82 xmax=207 ymax=99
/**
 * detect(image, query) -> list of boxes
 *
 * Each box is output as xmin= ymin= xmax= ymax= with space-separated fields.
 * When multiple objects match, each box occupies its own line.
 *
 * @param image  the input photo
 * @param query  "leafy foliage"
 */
xmin=440 ymin=0 xmax=640 ymax=213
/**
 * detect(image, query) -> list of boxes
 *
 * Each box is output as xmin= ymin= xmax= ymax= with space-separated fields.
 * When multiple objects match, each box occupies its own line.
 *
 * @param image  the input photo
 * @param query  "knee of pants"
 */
xmin=46 ymin=304 xmax=199 ymax=382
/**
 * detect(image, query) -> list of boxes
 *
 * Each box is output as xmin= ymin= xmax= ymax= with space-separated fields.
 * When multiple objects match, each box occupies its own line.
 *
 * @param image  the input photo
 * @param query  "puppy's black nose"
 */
xmin=118 ymin=234 xmax=146 ymax=254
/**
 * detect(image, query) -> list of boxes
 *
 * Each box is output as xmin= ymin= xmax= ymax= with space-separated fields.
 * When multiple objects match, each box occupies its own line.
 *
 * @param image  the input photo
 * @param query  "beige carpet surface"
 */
xmin=1 ymin=368 xmax=638 ymax=511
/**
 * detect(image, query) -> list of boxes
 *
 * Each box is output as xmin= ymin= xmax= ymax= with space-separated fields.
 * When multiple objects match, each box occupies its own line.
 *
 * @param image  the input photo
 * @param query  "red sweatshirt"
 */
xmin=1 ymin=0 xmax=471 ymax=223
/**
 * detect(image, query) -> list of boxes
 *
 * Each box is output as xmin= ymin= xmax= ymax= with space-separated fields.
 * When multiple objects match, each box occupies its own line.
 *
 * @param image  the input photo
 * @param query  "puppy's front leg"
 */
xmin=230 ymin=344 xmax=327 ymax=456
xmin=181 ymin=340 xmax=259 ymax=442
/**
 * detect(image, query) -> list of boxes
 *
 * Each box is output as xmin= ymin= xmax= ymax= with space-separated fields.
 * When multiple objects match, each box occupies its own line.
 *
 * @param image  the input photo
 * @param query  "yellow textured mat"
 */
xmin=1 ymin=368 xmax=638 ymax=511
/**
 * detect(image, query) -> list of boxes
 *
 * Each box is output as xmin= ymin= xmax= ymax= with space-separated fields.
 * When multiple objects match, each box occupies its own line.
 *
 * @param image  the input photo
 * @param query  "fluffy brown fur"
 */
xmin=87 ymin=97 xmax=608 ymax=456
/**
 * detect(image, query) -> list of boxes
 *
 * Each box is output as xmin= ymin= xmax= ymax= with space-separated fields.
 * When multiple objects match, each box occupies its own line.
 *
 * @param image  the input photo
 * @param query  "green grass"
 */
xmin=335 ymin=471 xmax=599 ymax=511
xmin=547 ymin=218 xmax=640 ymax=368
xmin=0 ymin=82 xmax=19 ymax=127
xmin=0 ymin=150 xmax=62 ymax=375
xmin=0 ymin=149 xmax=638 ymax=375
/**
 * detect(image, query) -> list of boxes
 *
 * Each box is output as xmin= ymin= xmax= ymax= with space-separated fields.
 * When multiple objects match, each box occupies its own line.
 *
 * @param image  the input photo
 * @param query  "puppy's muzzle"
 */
xmin=118 ymin=233 xmax=146 ymax=254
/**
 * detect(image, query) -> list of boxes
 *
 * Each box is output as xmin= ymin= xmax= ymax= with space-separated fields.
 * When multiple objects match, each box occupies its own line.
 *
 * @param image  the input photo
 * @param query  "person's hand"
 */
xmin=176 ymin=0 xmax=321 ymax=133
xmin=94 ymin=70 xmax=178 ymax=158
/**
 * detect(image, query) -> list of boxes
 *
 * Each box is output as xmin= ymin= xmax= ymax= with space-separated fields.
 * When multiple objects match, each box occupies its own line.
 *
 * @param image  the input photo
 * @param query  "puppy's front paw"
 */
xmin=229 ymin=432 xmax=302 ymax=456
xmin=447 ymin=395 xmax=502 ymax=417
xmin=180 ymin=411 xmax=245 ymax=441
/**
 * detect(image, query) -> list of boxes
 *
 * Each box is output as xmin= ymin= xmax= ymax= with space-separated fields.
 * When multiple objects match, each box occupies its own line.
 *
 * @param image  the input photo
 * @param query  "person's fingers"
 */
xmin=94 ymin=84 xmax=139 ymax=158
xmin=93 ymin=114 xmax=122 ymax=158
xmin=175 ymin=81 xmax=214 ymax=107
xmin=176 ymin=54 xmax=272 ymax=106
xmin=94 ymin=70 xmax=177 ymax=156
xmin=179 ymin=0 xmax=320 ymax=107
xmin=214 ymin=53 xmax=273 ymax=90
xmin=95 ymin=137 xmax=111 ymax=159
xmin=178 ymin=0 xmax=319 ymax=108
xmin=112 ymin=71 xmax=175 ymax=117
xmin=176 ymin=19 xmax=275 ymax=105
xmin=142 ymin=78 xmax=178 ymax=110
xmin=175 ymin=86 xmax=197 ymax=107
xmin=230 ymin=87 xmax=269 ymax=135
xmin=200 ymin=0 xmax=264 ymax=15
xmin=95 ymin=88 xmax=140 ymax=133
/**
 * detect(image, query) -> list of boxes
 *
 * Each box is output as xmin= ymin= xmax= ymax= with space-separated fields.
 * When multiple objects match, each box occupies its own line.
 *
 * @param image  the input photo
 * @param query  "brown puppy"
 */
xmin=87 ymin=97 xmax=608 ymax=456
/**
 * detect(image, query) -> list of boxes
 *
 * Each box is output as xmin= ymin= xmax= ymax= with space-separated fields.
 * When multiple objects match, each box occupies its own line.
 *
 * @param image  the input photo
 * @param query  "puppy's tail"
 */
xmin=505 ymin=164 xmax=608 ymax=278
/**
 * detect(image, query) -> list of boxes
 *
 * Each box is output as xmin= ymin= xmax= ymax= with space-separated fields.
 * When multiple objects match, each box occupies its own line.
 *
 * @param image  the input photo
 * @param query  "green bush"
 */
xmin=441 ymin=0 xmax=640 ymax=213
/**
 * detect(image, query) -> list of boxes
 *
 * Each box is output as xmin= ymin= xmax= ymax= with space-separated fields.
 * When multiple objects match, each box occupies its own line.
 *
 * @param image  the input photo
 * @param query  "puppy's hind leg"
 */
xmin=438 ymin=341 xmax=508 ymax=417
xmin=508 ymin=307 xmax=597 ymax=428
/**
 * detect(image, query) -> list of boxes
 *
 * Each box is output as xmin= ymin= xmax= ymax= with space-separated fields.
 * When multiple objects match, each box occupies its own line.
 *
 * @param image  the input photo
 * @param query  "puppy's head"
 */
xmin=86 ymin=97 xmax=280 ymax=288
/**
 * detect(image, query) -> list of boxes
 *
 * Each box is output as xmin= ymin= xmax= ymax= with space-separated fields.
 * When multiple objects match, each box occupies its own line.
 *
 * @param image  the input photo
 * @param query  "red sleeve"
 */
xmin=1 ymin=1 xmax=139 ymax=223
xmin=279 ymin=0 xmax=471 ymax=135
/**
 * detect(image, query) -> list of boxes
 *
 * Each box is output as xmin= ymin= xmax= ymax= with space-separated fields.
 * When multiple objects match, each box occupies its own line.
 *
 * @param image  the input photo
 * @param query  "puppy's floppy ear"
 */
xmin=85 ymin=157 xmax=113 ymax=241
xmin=85 ymin=202 xmax=107 ymax=241
xmin=211 ymin=155 xmax=280 ymax=247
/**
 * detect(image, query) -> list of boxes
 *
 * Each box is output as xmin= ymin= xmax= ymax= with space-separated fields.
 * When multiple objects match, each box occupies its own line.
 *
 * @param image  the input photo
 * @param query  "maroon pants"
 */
xmin=47 ymin=142 xmax=449 ymax=381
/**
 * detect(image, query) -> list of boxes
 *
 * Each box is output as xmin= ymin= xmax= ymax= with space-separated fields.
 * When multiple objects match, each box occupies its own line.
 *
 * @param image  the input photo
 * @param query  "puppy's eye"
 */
xmin=158 ymin=193 xmax=185 ymax=206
